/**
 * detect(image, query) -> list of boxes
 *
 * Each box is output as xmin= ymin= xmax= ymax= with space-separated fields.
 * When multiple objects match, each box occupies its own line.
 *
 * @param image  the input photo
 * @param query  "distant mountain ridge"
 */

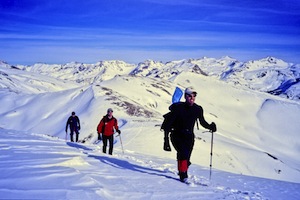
xmin=0 ymin=56 xmax=299 ymax=101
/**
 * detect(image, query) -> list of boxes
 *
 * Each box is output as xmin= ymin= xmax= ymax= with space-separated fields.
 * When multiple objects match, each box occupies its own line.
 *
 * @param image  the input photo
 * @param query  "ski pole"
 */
xmin=209 ymin=130 xmax=214 ymax=180
xmin=65 ymin=131 xmax=68 ymax=141
xmin=118 ymin=134 xmax=124 ymax=154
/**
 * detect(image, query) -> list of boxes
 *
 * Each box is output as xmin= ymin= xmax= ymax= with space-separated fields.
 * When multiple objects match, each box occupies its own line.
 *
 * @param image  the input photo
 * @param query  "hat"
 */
xmin=185 ymin=87 xmax=197 ymax=95
xmin=72 ymin=111 xmax=75 ymax=115
xmin=107 ymin=108 xmax=113 ymax=113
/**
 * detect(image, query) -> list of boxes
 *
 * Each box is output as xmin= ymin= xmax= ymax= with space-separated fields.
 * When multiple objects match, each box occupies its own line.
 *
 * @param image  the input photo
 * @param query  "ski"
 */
xmin=172 ymin=86 xmax=183 ymax=103
xmin=93 ymin=139 xmax=102 ymax=144
xmin=78 ymin=133 xmax=93 ymax=143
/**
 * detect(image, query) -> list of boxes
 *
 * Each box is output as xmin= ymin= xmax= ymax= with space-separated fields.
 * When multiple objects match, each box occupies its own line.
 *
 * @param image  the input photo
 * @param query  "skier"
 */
xmin=163 ymin=87 xmax=217 ymax=182
xmin=65 ymin=111 xmax=81 ymax=142
xmin=97 ymin=108 xmax=121 ymax=155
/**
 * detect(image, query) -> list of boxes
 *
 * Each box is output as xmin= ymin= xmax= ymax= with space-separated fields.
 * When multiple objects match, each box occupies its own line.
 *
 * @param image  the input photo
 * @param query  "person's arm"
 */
xmin=97 ymin=119 xmax=104 ymax=140
xmin=162 ymin=107 xmax=177 ymax=152
xmin=65 ymin=117 xmax=70 ymax=132
xmin=97 ymin=119 xmax=104 ymax=134
xmin=114 ymin=118 xmax=121 ymax=134
xmin=163 ymin=103 xmax=180 ymax=134
xmin=198 ymin=106 xmax=217 ymax=132
xmin=77 ymin=116 xmax=81 ymax=130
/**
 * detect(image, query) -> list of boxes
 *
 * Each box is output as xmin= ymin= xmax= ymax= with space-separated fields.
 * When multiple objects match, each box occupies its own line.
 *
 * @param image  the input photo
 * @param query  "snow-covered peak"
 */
xmin=220 ymin=57 xmax=300 ymax=100
xmin=23 ymin=60 xmax=136 ymax=84
xmin=1 ymin=56 xmax=300 ymax=100
xmin=245 ymin=57 xmax=289 ymax=70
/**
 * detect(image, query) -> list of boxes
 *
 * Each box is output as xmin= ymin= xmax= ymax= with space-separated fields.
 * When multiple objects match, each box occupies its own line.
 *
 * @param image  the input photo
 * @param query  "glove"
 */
xmin=98 ymin=133 xmax=102 ymax=140
xmin=210 ymin=122 xmax=217 ymax=132
xmin=163 ymin=137 xmax=171 ymax=151
xmin=78 ymin=126 xmax=81 ymax=130
xmin=116 ymin=129 xmax=121 ymax=134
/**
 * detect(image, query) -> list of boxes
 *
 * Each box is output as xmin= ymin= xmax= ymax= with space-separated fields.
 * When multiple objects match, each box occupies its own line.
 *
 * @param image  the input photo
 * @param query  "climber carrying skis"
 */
xmin=162 ymin=87 xmax=217 ymax=182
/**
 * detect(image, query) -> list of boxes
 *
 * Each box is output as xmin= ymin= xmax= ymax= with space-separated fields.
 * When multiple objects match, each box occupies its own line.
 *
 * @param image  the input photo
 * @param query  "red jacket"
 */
xmin=97 ymin=115 xmax=118 ymax=136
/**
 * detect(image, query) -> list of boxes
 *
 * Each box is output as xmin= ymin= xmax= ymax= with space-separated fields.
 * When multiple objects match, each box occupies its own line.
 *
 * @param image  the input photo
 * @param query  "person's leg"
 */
xmin=178 ymin=160 xmax=188 ymax=181
xmin=172 ymin=133 xmax=195 ymax=181
xmin=108 ymin=135 xmax=114 ymax=155
xmin=171 ymin=134 xmax=188 ymax=181
xmin=187 ymin=134 xmax=195 ymax=167
xmin=102 ymin=135 xmax=108 ymax=153
xmin=70 ymin=130 xmax=74 ymax=142
xmin=75 ymin=130 xmax=79 ymax=142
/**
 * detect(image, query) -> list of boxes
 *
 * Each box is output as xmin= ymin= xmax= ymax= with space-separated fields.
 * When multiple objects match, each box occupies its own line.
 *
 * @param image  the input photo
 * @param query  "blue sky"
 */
xmin=1 ymin=0 xmax=300 ymax=65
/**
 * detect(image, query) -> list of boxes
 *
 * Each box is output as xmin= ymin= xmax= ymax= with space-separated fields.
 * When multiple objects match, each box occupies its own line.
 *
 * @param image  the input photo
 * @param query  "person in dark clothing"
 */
xmin=65 ymin=111 xmax=81 ymax=142
xmin=97 ymin=108 xmax=121 ymax=155
xmin=163 ymin=87 xmax=217 ymax=182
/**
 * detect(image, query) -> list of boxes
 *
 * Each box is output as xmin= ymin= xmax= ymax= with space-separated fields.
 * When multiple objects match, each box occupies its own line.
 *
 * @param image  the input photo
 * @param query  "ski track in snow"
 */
xmin=1 ymin=129 xmax=300 ymax=199
xmin=57 ymin=137 xmax=267 ymax=199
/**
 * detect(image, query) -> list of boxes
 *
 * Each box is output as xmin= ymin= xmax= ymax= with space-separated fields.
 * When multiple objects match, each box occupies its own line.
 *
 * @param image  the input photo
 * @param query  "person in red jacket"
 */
xmin=97 ymin=108 xmax=121 ymax=155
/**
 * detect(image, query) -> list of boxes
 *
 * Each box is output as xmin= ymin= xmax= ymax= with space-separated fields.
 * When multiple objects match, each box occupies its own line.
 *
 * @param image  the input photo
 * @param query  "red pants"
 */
xmin=178 ymin=160 xmax=188 ymax=173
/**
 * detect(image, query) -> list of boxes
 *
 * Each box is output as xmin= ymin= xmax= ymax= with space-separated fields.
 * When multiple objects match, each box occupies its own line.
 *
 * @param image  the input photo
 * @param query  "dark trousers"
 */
xmin=170 ymin=131 xmax=195 ymax=161
xmin=171 ymin=131 xmax=195 ymax=178
xmin=70 ymin=129 xmax=79 ymax=142
xmin=102 ymin=135 xmax=114 ymax=155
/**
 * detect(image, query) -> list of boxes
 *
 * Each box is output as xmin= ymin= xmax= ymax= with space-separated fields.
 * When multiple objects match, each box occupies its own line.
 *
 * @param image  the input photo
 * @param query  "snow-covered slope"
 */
xmin=0 ymin=62 xmax=80 ymax=94
xmin=1 ymin=128 xmax=299 ymax=200
xmin=0 ymin=57 xmax=299 ymax=199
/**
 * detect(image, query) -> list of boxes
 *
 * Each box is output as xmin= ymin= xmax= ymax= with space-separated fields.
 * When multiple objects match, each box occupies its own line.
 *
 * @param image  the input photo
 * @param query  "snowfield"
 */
xmin=1 ymin=129 xmax=299 ymax=200
xmin=0 ymin=57 xmax=299 ymax=199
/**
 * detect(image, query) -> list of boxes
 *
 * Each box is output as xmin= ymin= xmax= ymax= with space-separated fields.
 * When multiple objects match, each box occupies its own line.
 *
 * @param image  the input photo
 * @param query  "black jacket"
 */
xmin=65 ymin=116 xmax=80 ymax=132
xmin=164 ymin=102 xmax=211 ymax=134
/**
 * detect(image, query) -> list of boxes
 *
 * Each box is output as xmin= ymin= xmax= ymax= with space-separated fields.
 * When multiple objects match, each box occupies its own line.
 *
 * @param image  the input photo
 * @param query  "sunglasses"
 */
xmin=187 ymin=93 xmax=197 ymax=98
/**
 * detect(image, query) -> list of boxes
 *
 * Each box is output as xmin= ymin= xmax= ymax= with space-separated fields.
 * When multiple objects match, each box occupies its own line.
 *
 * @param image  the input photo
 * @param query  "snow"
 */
xmin=1 ymin=129 xmax=299 ymax=200
xmin=0 ymin=57 xmax=300 ymax=199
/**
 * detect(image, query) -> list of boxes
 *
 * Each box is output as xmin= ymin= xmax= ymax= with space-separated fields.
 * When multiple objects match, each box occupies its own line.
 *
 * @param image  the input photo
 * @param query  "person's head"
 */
xmin=72 ymin=111 xmax=75 ymax=116
xmin=184 ymin=87 xmax=197 ymax=106
xmin=107 ymin=108 xmax=113 ymax=117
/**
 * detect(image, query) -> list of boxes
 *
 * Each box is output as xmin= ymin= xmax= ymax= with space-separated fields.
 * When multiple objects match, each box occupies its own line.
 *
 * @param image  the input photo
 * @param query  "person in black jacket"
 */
xmin=65 ymin=111 xmax=81 ymax=142
xmin=163 ymin=87 xmax=217 ymax=182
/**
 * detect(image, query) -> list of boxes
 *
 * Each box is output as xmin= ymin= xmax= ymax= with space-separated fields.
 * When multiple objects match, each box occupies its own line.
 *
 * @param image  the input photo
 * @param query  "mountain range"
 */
xmin=1 ymin=56 xmax=299 ymax=101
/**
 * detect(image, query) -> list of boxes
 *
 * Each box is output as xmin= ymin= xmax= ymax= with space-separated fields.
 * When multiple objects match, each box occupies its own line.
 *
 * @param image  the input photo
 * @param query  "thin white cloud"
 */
xmin=0 ymin=0 xmax=299 ymax=65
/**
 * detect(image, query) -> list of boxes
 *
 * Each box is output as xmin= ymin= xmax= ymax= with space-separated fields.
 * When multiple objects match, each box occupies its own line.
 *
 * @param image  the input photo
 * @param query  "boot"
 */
xmin=179 ymin=171 xmax=188 ymax=182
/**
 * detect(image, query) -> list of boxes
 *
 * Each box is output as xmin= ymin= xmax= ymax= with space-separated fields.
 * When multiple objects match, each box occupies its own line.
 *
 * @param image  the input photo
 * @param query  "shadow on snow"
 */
xmin=66 ymin=141 xmax=179 ymax=181
xmin=89 ymin=154 xmax=179 ymax=182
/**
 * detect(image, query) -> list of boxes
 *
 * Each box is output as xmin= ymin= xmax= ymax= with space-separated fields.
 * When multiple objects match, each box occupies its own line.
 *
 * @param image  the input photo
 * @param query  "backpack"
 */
xmin=161 ymin=112 xmax=173 ymax=132
xmin=161 ymin=87 xmax=183 ymax=132
xmin=161 ymin=105 xmax=200 ymax=132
